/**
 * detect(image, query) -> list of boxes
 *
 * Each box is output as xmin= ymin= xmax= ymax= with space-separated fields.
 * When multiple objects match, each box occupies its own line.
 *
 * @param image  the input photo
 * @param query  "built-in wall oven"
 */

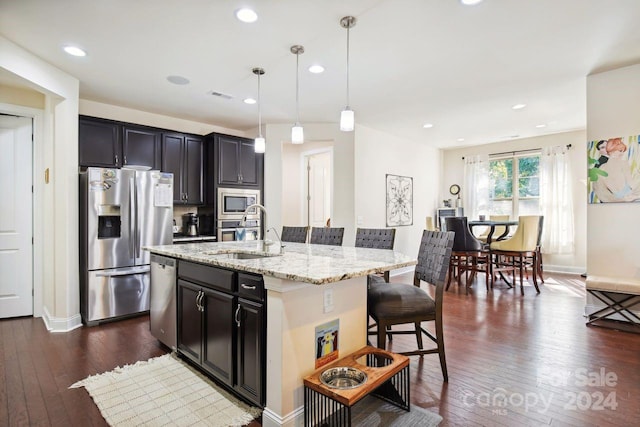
xmin=218 ymin=219 xmax=261 ymax=242
xmin=217 ymin=188 xmax=261 ymax=241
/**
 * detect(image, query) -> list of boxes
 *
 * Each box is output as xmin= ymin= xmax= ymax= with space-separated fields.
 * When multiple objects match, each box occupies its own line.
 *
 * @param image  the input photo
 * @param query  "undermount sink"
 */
xmin=204 ymin=251 xmax=279 ymax=260
xmin=225 ymin=252 xmax=272 ymax=260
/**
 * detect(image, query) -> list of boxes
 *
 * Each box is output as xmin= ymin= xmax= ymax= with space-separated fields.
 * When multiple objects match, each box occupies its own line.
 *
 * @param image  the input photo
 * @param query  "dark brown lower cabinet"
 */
xmin=203 ymin=288 xmax=234 ymax=385
xmin=176 ymin=261 xmax=265 ymax=407
xmin=235 ymin=298 xmax=264 ymax=404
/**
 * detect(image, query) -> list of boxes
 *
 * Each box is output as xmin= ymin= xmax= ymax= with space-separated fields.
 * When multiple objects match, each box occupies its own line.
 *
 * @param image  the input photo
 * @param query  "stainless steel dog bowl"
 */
xmin=319 ymin=367 xmax=368 ymax=389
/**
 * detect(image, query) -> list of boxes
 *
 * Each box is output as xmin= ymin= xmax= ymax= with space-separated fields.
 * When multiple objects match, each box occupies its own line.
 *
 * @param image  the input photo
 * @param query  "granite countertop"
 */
xmin=172 ymin=234 xmax=217 ymax=243
xmin=144 ymin=241 xmax=416 ymax=285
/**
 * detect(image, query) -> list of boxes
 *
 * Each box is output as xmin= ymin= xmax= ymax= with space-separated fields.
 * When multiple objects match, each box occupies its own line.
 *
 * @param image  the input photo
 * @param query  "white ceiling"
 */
xmin=2 ymin=0 xmax=640 ymax=148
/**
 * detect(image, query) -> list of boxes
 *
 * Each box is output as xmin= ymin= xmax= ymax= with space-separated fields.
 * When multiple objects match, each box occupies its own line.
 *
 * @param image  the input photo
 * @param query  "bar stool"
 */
xmin=281 ymin=226 xmax=308 ymax=243
xmin=310 ymin=227 xmax=344 ymax=246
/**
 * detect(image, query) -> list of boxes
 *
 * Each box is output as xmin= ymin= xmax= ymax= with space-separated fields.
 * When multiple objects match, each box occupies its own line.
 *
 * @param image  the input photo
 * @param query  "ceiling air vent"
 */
xmin=208 ymin=91 xmax=233 ymax=100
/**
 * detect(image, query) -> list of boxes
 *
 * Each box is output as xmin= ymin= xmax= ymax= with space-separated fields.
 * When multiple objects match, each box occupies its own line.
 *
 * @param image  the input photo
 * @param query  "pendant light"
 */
xmin=252 ymin=67 xmax=266 ymax=153
xmin=290 ymin=45 xmax=304 ymax=144
xmin=340 ymin=16 xmax=356 ymax=132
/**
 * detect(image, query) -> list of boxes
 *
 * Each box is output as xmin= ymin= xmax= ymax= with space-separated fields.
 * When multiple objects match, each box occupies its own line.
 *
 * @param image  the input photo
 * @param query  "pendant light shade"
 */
xmin=291 ymin=45 xmax=304 ymax=144
xmin=253 ymin=67 xmax=266 ymax=153
xmin=340 ymin=108 xmax=354 ymax=132
xmin=340 ymin=16 xmax=356 ymax=132
xmin=254 ymin=136 xmax=265 ymax=153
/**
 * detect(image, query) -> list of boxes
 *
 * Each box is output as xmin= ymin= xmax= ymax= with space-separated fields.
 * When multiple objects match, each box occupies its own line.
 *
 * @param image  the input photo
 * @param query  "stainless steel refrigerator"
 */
xmin=80 ymin=167 xmax=173 ymax=325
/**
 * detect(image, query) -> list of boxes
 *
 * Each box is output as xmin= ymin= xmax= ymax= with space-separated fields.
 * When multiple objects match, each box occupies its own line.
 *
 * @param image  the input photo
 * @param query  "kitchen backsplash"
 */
xmin=174 ymin=206 xmax=198 ymax=230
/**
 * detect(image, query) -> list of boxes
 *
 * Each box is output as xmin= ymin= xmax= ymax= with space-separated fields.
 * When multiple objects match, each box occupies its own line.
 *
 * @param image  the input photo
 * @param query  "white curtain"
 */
xmin=463 ymin=154 xmax=489 ymax=220
xmin=540 ymin=145 xmax=574 ymax=254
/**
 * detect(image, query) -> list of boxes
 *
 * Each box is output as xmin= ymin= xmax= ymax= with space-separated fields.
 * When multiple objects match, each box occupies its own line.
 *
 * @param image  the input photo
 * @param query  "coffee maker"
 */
xmin=183 ymin=213 xmax=199 ymax=236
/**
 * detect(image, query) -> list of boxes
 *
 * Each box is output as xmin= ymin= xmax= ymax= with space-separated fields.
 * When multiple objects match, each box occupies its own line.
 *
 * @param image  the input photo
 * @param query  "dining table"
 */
xmin=468 ymin=219 xmax=519 ymax=243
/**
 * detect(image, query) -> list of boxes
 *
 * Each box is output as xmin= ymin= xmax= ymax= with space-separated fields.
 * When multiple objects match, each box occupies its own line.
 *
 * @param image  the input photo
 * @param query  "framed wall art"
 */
xmin=588 ymin=135 xmax=640 ymax=203
xmin=386 ymin=174 xmax=413 ymax=226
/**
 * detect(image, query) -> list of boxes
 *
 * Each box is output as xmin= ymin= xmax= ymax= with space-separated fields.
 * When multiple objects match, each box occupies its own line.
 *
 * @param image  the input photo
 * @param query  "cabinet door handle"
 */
xmin=123 ymin=155 xmax=127 ymax=165
xmin=241 ymin=283 xmax=256 ymax=290
xmin=234 ymin=304 xmax=241 ymax=327
xmin=115 ymin=154 xmax=119 ymax=165
xmin=196 ymin=291 xmax=203 ymax=312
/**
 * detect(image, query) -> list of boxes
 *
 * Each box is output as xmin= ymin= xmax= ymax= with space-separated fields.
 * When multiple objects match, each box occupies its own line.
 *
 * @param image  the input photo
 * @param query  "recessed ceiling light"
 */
xmin=512 ymin=103 xmax=527 ymax=110
xmin=244 ymin=98 xmax=257 ymax=105
xmin=423 ymin=123 xmax=434 ymax=129
xmin=457 ymin=138 xmax=465 ymax=142
xmin=166 ymin=75 xmax=190 ymax=85
xmin=535 ymin=124 xmax=547 ymax=128
xmin=461 ymin=0 xmax=484 ymax=5
xmin=308 ymin=65 xmax=325 ymax=74
xmin=63 ymin=46 xmax=86 ymax=57
xmin=235 ymin=8 xmax=258 ymax=23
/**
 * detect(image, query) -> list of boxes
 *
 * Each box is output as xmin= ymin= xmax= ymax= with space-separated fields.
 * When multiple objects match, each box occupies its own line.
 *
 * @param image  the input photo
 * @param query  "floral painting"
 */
xmin=386 ymin=174 xmax=413 ymax=226
xmin=588 ymin=135 xmax=640 ymax=203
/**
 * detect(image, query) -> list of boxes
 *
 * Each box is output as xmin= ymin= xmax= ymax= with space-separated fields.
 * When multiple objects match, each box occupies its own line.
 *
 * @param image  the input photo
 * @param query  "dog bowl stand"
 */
xmin=302 ymin=345 xmax=410 ymax=427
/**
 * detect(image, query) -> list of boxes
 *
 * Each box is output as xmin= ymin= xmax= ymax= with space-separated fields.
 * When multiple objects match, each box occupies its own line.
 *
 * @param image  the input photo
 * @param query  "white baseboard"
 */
xmin=262 ymin=406 xmax=304 ymax=427
xmin=42 ymin=307 xmax=83 ymax=333
xmin=542 ymin=264 xmax=585 ymax=275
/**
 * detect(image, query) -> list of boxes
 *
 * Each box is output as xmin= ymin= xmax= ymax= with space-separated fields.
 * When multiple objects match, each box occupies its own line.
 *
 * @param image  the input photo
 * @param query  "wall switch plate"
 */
xmin=357 ymin=215 xmax=363 ymax=225
xmin=323 ymin=288 xmax=334 ymax=313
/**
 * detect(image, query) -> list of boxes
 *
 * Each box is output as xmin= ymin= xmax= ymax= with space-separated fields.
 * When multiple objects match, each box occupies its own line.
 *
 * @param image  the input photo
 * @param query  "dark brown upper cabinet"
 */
xmin=162 ymin=133 xmax=204 ymax=205
xmin=79 ymin=117 xmax=122 ymax=168
xmin=216 ymin=134 xmax=261 ymax=187
xmin=79 ymin=117 xmax=161 ymax=170
xmin=122 ymin=125 xmax=161 ymax=169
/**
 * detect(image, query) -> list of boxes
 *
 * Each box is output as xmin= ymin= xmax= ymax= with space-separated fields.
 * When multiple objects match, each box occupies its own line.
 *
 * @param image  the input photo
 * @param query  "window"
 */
xmin=488 ymin=154 xmax=540 ymax=217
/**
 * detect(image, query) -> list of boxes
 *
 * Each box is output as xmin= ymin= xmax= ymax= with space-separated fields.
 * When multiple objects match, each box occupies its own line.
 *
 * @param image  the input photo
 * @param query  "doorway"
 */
xmin=0 ymin=113 xmax=33 ymax=318
xmin=303 ymin=149 xmax=333 ymax=228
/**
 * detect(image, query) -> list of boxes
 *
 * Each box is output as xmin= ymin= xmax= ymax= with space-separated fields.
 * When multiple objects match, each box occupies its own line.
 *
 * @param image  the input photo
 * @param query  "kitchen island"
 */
xmin=145 ymin=240 xmax=416 ymax=427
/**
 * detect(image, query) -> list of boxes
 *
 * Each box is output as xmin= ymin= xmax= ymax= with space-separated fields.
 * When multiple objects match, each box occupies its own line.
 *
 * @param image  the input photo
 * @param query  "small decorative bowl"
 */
xmin=319 ymin=367 xmax=367 ymax=389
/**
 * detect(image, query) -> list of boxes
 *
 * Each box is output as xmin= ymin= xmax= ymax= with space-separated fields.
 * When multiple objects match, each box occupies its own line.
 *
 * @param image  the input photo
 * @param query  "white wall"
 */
xmin=281 ymin=140 xmax=334 ymax=226
xmin=80 ymin=99 xmax=247 ymax=137
xmin=0 ymin=84 xmax=44 ymax=109
xmin=354 ymin=125 xmax=442 ymax=259
xmin=264 ymin=123 xmax=355 ymax=245
xmin=441 ymin=130 xmax=587 ymax=273
xmin=587 ymin=64 xmax=640 ymax=278
xmin=1 ymin=35 xmax=80 ymax=330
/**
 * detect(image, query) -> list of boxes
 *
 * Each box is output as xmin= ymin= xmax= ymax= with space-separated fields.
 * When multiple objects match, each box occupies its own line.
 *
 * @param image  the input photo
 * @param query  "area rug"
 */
xmin=351 ymin=395 xmax=443 ymax=426
xmin=70 ymin=354 xmax=261 ymax=427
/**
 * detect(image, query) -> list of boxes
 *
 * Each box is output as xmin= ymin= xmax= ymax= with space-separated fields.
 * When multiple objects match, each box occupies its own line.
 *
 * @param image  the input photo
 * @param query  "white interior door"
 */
xmin=0 ymin=115 xmax=33 ymax=318
xmin=305 ymin=151 xmax=332 ymax=228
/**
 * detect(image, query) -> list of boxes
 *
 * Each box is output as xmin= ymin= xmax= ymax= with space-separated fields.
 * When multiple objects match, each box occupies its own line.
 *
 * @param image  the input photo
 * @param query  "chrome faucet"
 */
xmin=241 ymin=203 xmax=283 ymax=253
xmin=268 ymin=227 xmax=285 ymax=255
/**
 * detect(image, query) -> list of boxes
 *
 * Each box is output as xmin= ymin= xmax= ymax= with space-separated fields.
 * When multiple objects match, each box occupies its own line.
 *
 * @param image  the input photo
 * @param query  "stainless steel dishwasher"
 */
xmin=150 ymin=254 xmax=177 ymax=350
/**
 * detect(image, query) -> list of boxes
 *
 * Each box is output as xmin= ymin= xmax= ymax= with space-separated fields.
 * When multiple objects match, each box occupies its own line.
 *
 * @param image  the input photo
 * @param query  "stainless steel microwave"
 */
xmin=217 ymin=188 xmax=261 ymax=220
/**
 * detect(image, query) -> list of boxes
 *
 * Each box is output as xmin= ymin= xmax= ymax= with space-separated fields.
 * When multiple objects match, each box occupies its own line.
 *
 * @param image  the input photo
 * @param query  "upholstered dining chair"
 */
xmin=425 ymin=216 xmax=437 ymax=231
xmin=309 ymin=227 xmax=344 ymax=246
xmin=281 ymin=226 xmax=308 ymax=243
xmin=476 ymin=214 xmax=511 ymax=243
xmin=444 ymin=217 xmax=489 ymax=294
xmin=367 ymin=230 xmax=455 ymax=381
xmin=355 ymin=228 xmax=396 ymax=282
xmin=489 ymin=215 xmax=542 ymax=295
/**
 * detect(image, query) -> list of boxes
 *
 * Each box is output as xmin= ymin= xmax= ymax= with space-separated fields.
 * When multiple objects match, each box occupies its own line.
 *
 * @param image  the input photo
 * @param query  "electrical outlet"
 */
xmin=357 ymin=215 xmax=363 ymax=225
xmin=323 ymin=288 xmax=334 ymax=313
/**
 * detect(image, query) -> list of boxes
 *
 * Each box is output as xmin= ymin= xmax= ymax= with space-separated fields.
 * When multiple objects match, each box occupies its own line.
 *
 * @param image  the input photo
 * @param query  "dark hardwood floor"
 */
xmin=1 ymin=271 xmax=639 ymax=426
